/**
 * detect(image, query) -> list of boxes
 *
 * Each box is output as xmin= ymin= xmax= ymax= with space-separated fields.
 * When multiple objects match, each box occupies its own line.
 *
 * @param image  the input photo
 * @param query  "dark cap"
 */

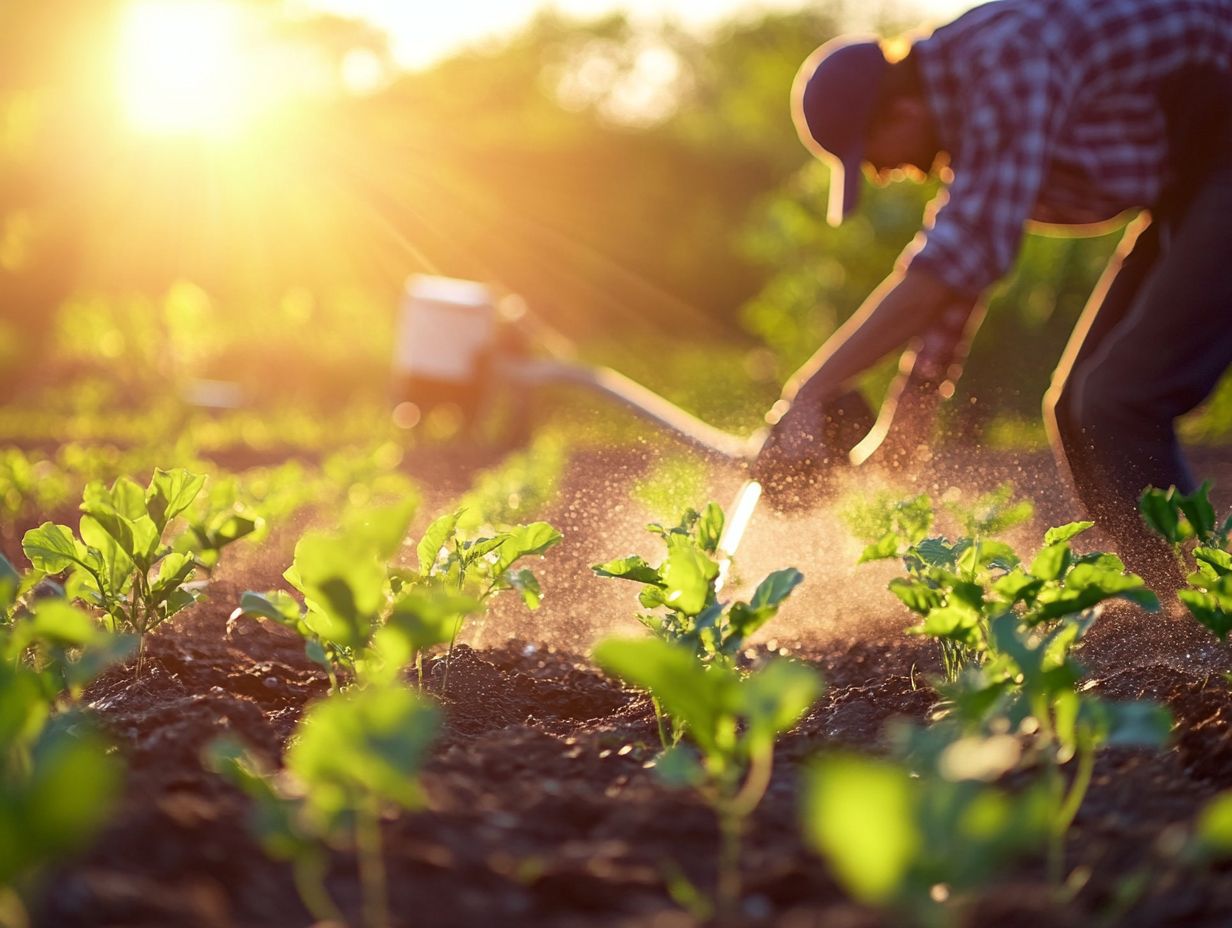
xmin=792 ymin=37 xmax=889 ymax=226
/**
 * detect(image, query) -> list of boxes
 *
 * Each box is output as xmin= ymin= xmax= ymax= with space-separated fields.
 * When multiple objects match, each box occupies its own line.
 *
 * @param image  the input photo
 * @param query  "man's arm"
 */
xmin=755 ymin=265 xmax=977 ymax=473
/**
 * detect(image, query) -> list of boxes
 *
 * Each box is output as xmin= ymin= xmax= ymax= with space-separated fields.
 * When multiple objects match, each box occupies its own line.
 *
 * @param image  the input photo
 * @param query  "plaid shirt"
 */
xmin=906 ymin=0 xmax=1232 ymax=296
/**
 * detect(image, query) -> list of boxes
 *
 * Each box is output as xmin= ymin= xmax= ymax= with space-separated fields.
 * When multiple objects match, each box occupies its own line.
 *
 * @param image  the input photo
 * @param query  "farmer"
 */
xmin=756 ymin=0 xmax=1232 ymax=593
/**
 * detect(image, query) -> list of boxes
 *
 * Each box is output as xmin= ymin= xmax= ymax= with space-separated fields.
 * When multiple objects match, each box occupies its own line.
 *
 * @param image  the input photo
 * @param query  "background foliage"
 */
xmin=0 ymin=1 xmax=1227 ymax=440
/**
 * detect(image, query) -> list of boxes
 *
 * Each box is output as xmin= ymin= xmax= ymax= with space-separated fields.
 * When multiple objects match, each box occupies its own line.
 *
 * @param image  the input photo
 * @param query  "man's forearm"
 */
xmin=782 ymin=267 xmax=971 ymax=404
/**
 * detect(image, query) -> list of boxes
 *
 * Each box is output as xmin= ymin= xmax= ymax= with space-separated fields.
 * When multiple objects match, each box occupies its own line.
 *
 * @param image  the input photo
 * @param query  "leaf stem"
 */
xmin=292 ymin=854 xmax=346 ymax=927
xmin=1050 ymin=741 xmax=1095 ymax=886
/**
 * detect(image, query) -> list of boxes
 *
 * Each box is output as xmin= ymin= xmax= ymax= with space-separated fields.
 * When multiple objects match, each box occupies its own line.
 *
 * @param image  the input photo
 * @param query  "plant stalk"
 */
xmin=356 ymin=806 xmax=389 ymax=928
xmin=293 ymin=854 xmax=346 ymax=927
xmin=1050 ymin=741 xmax=1096 ymax=886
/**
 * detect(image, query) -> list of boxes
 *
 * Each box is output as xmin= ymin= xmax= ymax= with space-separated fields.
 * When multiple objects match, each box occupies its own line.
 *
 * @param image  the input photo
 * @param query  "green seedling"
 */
xmin=1140 ymin=482 xmax=1232 ymax=640
xmin=240 ymin=502 xmax=560 ymax=692
xmin=0 ymin=565 xmax=129 ymax=926
xmin=593 ymin=636 xmax=822 ymax=920
xmin=209 ymin=682 xmax=439 ymax=928
xmin=21 ymin=468 xmax=214 ymax=673
xmin=593 ymin=504 xmax=804 ymax=667
xmin=803 ymin=750 xmax=1049 ymax=928
xmin=808 ymin=744 xmax=1049 ymax=926
xmin=926 ymin=612 xmax=1171 ymax=885
xmin=866 ymin=508 xmax=1157 ymax=680
xmin=0 ymin=707 xmax=124 ymax=927
xmin=3 ymin=597 xmax=137 ymax=708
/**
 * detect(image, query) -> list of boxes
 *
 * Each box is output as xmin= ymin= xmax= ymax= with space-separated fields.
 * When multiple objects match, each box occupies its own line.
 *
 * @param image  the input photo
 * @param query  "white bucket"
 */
xmin=393 ymin=275 xmax=496 ymax=384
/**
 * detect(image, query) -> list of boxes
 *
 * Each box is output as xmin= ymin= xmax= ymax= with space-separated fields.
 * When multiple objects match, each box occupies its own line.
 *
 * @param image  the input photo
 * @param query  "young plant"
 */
xmin=0 ymin=703 xmax=124 ymax=926
xmin=592 ymin=504 xmax=803 ymax=667
xmin=410 ymin=508 xmax=563 ymax=687
xmin=803 ymin=749 xmax=1049 ymax=928
xmin=209 ymin=681 xmax=439 ymax=928
xmin=931 ymin=612 xmax=1172 ymax=884
xmin=238 ymin=502 xmax=560 ymax=692
xmin=21 ymin=468 xmax=213 ymax=672
xmin=0 ymin=562 xmax=129 ymax=924
xmin=863 ymin=500 xmax=1157 ymax=680
xmin=1140 ymin=482 xmax=1232 ymax=640
xmin=593 ymin=636 xmax=822 ymax=920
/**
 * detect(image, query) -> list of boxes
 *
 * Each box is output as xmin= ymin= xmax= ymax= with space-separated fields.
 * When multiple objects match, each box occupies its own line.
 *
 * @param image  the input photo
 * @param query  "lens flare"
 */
xmin=117 ymin=0 xmax=253 ymax=136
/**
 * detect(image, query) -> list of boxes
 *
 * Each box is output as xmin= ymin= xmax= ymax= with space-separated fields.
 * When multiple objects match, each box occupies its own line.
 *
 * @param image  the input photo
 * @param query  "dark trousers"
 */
xmin=1044 ymin=162 xmax=1232 ymax=585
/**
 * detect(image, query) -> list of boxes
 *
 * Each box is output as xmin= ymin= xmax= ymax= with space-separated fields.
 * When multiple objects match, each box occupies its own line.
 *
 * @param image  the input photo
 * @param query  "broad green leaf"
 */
xmin=20 ymin=599 xmax=100 ymax=648
xmin=1030 ymin=542 xmax=1070 ymax=581
xmin=239 ymin=590 xmax=303 ymax=626
xmin=661 ymin=536 xmax=718 ymax=617
xmin=1195 ymin=547 xmax=1232 ymax=577
xmin=803 ymin=754 xmax=919 ymax=904
xmin=638 ymin=584 xmax=670 ymax=609
xmin=1180 ymin=588 xmax=1232 ymax=640
xmin=149 ymin=552 xmax=196 ymax=604
xmin=292 ymin=533 xmax=386 ymax=648
xmin=913 ymin=537 xmax=957 ymax=568
xmin=341 ymin=498 xmax=417 ymax=560
xmin=417 ymin=509 xmax=463 ymax=576
xmin=146 ymin=468 xmax=207 ymax=531
xmin=1177 ymin=482 xmax=1217 ymax=544
xmin=592 ymin=638 xmax=731 ymax=756
xmin=592 ymin=555 xmax=663 ymax=585
xmin=1139 ymin=488 xmax=1181 ymax=543
xmin=493 ymin=521 xmax=562 ymax=574
xmin=888 ymin=578 xmax=943 ymax=615
xmin=79 ymin=516 xmax=134 ymax=601
xmin=1043 ymin=521 xmax=1094 ymax=546
xmin=730 ymin=568 xmax=804 ymax=637
xmin=462 ymin=535 xmax=508 ymax=565
xmin=22 ymin=523 xmax=88 ymax=574
xmin=741 ymin=659 xmax=824 ymax=747
xmin=77 ymin=501 xmax=136 ymax=561
xmin=287 ymin=684 xmax=440 ymax=827
xmin=387 ymin=585 xmax=480 ymax=652
xmin=993 ymin=569 xmax=1043 ymax=604
xmin=162 ymin=588 xmax=198 ymax=622
xmin=922 ymin=606 xmax=981 ymax=646
xmin=206 ymin=513 xmax=259 ymax=547
xmin=858 ymin=534 xmax=899 ymax=563
xmin=958 ymin=539 xmax=1019 ymax=573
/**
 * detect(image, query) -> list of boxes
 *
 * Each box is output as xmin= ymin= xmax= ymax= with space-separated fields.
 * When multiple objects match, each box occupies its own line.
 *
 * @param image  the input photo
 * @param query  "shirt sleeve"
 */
xmin=905 ymin=45 xmax=1069 ymax=296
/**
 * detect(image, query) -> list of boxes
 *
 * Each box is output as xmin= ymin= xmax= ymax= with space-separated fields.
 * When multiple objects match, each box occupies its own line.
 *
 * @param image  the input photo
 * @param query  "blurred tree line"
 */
xmin=0 ymin=1 xmax=1225 ymax=435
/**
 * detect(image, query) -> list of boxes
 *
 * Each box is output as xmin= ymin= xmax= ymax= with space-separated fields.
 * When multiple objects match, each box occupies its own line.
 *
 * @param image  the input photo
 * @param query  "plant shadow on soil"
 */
xmin=27 ymin=445 xmax=1232 ymax=927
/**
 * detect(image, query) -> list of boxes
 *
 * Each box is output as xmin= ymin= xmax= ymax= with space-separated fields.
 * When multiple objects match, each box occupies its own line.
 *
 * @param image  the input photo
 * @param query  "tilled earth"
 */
xmin=15 ymin=444 xmax=1232 ymax=927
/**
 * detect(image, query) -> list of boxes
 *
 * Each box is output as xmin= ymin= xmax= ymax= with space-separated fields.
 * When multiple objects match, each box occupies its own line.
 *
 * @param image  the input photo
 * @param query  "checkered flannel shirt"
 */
xmin=905 ymin=0 xmax=1232 ymax=296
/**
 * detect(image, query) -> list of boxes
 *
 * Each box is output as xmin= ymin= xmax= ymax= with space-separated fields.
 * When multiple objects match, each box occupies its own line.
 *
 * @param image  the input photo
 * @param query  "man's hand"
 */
xmin=752 ymin=388 xmax=875 ymax=510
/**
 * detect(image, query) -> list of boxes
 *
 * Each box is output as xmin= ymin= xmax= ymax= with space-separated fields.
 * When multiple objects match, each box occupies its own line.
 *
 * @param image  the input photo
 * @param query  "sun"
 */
xmin=117 ymin=0 xmax=255 ymax=137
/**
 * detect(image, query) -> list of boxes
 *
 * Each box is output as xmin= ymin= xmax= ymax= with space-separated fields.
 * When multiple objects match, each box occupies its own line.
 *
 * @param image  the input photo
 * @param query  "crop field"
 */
xmin=6 ymin=4 xmax=1232 ymax=926
xmin=4 ymin=408 xmax=1232 ymax=928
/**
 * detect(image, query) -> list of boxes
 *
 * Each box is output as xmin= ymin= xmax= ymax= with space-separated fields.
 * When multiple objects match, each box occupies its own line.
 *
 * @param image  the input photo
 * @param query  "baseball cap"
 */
xmin=791 ymin=37 xmax=889 ymax=226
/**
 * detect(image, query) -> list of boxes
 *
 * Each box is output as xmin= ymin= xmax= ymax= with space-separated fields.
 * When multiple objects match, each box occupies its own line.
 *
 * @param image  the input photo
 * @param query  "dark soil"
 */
xmin=21 ymin=444 xmax=1232 ymax=927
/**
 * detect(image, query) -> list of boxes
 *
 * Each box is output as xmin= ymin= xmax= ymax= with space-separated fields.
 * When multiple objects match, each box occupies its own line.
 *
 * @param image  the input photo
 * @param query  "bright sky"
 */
xmin=299 ymin=0 xmax=984 ymax=70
